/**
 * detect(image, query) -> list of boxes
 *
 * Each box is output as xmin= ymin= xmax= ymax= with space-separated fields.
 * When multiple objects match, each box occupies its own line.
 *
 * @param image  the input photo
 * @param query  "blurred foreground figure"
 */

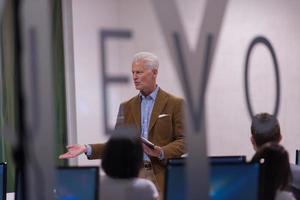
xmin=100 ymin=134 xmax=159 ymax=200
xmin=252 ymin=143 xmax=295 ymax=200
xmin=250 ymin=113 xmax=300 ymax=199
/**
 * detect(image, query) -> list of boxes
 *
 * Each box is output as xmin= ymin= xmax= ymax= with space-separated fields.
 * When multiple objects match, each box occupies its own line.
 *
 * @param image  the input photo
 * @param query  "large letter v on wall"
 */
xmin=152 ymin=0 xmax=228 ymax=133
xmin=152 ymin=1 xmax=228 ymax=200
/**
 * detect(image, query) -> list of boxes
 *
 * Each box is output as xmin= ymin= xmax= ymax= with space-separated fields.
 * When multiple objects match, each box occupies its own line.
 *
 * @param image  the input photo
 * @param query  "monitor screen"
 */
xmin=16 ymin=166 xmax=99 ymax=200
xmin=164 ymin=159 xmax=259 ymax=200
xmin=210 ymin=163 xmax=259 ymax=200
xmin=55 ymin=167 xmax=99 ymax=200
xmin=0 ymin=163 xmax=6 ymax=200
xmin=164 ymin=160 xmax=185 ymax=200
xmin=296 ymin=150 xmax=300 ymax=165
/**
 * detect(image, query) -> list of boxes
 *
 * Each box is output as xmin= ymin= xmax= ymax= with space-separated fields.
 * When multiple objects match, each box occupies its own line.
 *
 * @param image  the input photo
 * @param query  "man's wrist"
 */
xmin=84 ymin=144 xmax=92 ymax=156
xmin=83 ymin=144 xmax=88 ymax=153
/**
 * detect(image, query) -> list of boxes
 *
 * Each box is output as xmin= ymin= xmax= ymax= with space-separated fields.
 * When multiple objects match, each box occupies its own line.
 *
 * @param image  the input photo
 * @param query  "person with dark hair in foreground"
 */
xmin=100 ymin=135 xmax=159 ymax=200
xmin=251 ymin=143 xmax=295 ymax=200
xmin=250 ymin=112 xmax=300 ymax=199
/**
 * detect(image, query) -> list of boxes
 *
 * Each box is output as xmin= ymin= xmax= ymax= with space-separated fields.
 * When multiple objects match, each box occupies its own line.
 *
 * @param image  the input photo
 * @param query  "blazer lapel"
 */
xmin=130 ymin=95 xmax=141 ymax=130
xmin=148 ymin=89 xmax=168 ymax=134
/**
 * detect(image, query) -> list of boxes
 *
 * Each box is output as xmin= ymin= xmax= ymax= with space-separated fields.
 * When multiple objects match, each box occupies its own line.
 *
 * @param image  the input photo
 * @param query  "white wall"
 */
xmin=207 ymin=0 xmax=300 ymax=160
xmin=67 ymin=0 xmax=300 ymax=165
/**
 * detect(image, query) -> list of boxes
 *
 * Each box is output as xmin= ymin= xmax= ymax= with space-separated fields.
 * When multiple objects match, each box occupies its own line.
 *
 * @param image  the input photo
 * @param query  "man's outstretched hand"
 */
xmin=59 ymin=144 xmax=87 ymax=159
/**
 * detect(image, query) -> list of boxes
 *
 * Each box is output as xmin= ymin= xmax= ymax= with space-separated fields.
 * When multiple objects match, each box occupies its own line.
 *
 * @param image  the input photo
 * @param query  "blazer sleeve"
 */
xmin=88 ymin=143 xmax=106 ymax=159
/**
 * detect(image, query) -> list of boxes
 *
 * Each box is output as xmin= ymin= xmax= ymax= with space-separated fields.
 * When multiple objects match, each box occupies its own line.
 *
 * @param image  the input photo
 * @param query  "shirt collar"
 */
xmin=140 ymin=85 xmax=159 ymax=100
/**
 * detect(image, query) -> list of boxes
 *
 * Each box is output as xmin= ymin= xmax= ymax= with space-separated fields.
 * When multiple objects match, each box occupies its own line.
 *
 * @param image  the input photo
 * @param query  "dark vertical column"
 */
xmin=19 ymin=0 xmax=55 ymax=199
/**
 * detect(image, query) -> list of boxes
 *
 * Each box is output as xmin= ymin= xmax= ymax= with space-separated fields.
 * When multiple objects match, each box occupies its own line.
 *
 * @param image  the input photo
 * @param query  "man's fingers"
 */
xmin=58 ymin=151 xmax=77 ymax=159
xmin=59 ymin=153 xmax=70 ymax=159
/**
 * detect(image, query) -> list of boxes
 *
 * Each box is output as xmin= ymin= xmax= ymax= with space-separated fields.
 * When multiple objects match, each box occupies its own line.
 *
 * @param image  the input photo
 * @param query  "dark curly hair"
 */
xmin=101 ymin=134 xmax=143 ymax=179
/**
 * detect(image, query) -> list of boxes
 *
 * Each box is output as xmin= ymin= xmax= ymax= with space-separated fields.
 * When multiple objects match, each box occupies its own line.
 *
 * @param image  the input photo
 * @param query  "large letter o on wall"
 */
xmin=244 ymin=36 xmax=281 ymax=119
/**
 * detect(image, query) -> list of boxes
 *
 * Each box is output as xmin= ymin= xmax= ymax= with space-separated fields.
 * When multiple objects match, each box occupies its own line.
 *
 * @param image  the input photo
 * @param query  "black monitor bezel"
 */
xmin=166 ymin=155 xmax=247 ymax=166
xmin=296 ymin=150 xmax=300 ymax=165
xmin=209 ymin=155 xmax=246 ymax=163
xmin=0 ymin=162 xmax=7 ymax=200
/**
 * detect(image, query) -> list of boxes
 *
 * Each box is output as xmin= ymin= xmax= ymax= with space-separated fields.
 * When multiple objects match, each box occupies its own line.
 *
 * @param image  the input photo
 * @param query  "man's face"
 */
xmin=132 ymin=60 xmax=157 ymax=95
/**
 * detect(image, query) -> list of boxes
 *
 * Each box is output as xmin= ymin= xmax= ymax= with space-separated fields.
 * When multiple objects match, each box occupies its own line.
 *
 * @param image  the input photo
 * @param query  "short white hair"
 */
xmin=132 ymin=52 xmax=159 ymax=70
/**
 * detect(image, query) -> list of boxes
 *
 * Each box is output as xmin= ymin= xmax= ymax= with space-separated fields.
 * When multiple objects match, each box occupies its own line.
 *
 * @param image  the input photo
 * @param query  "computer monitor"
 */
xmin=55 ymin=167 xmax=99 ymax=200
xmin=296 ymin=150 xmax=300 ymax=165
xmin=210 ymin=162 xmax=259 ymax=200
xmin=164 ymin=158 xmax=260 ymax=200
xmin=16 ymin=166 xmax=99 ymax=200
xmin=164 ymin=159 xmax=185 ymax=200
xmin=0 ymin=163 xmax=7 ymax=200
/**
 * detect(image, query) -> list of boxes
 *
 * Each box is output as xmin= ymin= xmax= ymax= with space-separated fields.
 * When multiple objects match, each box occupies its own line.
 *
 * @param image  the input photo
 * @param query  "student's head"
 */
xmin=250 ymin=112 xmax=281 ymax=150
xmin=101 ymin=134 xmax=143 ymax=179
xmin=132 ymin=52 xmax=159 ymax=96
xmin=251 ymin=143 xmax=292 ymax=200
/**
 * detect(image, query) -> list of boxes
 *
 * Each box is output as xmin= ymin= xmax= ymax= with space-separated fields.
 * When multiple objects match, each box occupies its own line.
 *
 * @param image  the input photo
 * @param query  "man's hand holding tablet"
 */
xmin=140 ymin=137 xmax=155 ymax=149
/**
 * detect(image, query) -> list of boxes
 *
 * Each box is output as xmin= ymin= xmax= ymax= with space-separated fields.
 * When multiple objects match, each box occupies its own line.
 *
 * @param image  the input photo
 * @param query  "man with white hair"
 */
xmin=59 ymin=52 xmax=186 ymax=197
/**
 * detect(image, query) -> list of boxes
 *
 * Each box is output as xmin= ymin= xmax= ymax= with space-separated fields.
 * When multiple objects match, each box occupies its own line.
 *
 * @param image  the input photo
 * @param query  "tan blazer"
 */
xmin=89 ymin=88 xmax=186 ymax=192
